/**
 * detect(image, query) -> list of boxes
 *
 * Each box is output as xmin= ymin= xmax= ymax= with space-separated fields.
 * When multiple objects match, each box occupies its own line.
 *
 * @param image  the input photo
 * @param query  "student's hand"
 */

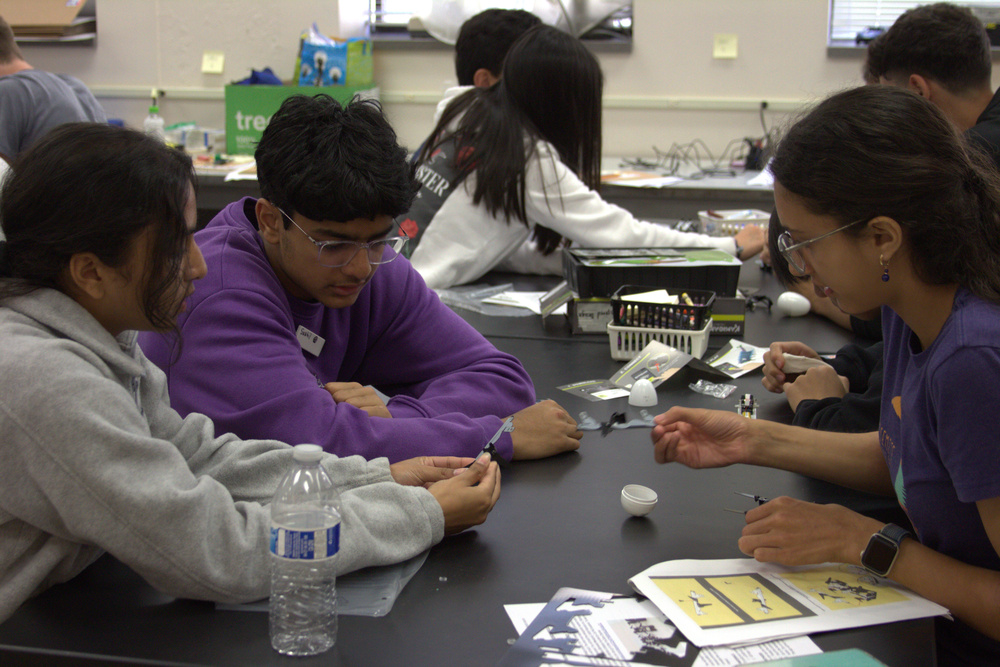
xmin=509 ymin=400 xmax=583 ymax=460
xmin=762 ymin=341 xmax=821 ymax=392
xmin=739 ymin=496 xmax=883 ymax=567
xmin=651 ymin=406 xmax=755 ymax=468
xmin=759 ymin=244 xmax=771 ymax=267
xmin=734 ymin=224 xmax=765 ymax=259
xmin=390 ymin=456 xmax=476 ymax=488
xmin=428 ymin=453 xmax=501 ymax=535
xmin=783 ymin=366 xmax=850 ymax=412
xmin=323 ymin=382 xmax=392 ymax=418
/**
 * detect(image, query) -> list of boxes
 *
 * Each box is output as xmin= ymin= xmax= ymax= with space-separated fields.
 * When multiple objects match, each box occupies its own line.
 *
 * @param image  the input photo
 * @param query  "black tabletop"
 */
xmin=0 ymin=269 xmax=930 ymax=667
xmin=452 ymin=263 xmax=866 ymax=356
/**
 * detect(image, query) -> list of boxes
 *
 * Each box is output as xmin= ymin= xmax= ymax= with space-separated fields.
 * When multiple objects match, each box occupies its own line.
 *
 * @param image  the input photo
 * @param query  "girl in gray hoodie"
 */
xmin=0 ymin=123 xmax=500 ymax=623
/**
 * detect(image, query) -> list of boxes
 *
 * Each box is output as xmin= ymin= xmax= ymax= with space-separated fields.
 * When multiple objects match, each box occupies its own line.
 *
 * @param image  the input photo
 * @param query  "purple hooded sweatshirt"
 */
xmin=139 ymin=198 xmax=534 ymax=462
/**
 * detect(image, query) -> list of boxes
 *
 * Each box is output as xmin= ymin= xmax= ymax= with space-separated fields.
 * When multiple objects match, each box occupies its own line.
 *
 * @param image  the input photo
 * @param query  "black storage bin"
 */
xmin=611 ymin=285 xmax=716 ymax=331
xmin=562 ymin=247 xmax=740 ymax=298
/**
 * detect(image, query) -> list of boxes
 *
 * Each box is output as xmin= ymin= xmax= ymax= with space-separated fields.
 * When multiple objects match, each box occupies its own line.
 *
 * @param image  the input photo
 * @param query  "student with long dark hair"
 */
xmin=405 ymin=24 xmax=764 ymax=289
xmin=650 ymin=87 xmax=1000 ymax=664
xmin=0 ymin=123 xmax=501 ymax=622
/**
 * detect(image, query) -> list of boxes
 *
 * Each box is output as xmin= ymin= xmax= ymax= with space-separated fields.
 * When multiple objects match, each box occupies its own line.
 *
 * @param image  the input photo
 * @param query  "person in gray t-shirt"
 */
xmin=0 ymin=15 xmax=105 ymax=160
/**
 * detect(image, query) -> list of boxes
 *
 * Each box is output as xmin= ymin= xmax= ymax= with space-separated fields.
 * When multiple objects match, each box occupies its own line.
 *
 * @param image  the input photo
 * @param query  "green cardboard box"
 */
xmin=224 ymin=84 xmax=379 ymax=155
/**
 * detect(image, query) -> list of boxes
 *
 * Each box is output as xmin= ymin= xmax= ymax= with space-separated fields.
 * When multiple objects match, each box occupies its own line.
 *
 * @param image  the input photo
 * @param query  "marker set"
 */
xmin=610 ymin=286 xmax=716 ymax=332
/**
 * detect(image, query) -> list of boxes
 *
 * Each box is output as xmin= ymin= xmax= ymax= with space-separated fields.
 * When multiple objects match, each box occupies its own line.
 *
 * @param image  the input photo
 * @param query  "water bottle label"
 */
xmin=269 ymin=523 xmax=340 ymax=560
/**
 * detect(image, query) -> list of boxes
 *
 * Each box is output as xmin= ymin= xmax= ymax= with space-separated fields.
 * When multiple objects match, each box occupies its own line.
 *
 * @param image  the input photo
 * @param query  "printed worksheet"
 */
xmin=500 ymin=588 xmax=822 ymax=667
xmin=628 ymin=559 xmax=949 ymax=647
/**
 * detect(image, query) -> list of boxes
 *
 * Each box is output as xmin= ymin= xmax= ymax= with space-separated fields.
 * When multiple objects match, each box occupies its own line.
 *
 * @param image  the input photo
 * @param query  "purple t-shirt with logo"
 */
xmin=879 ymin=289 xmax=1000 ymax=662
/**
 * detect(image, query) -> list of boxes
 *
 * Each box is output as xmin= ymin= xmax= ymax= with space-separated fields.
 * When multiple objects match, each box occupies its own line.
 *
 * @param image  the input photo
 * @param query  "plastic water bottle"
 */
xmin=269 ymin=444 xmax=341 ymax=656
xmin=143 ymin=105 xmax=165 ymax=142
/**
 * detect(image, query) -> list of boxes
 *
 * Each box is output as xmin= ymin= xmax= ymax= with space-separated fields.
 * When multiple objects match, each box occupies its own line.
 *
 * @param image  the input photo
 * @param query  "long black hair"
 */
xmin=0 ymin=123 xmax=195 ymax=331
xmin=417 ymin=24 xmax=603 ymax=255
xmin=770 ymin=85 xmax=1000 ymax=304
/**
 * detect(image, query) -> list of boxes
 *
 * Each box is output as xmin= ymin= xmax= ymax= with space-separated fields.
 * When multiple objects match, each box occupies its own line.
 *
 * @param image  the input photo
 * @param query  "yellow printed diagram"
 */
xmin=779 ymin=566 xmax=909 ymax=611
xmin=652 ymin=566 xmax=906 ymax=629
xmin=653 ymin=574 xmax=810 ymax=628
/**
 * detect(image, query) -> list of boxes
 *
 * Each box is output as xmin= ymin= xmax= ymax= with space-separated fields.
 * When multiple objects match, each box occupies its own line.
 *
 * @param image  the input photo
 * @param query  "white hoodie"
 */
xmin=410 ymin=86 xmax=737 ymax=289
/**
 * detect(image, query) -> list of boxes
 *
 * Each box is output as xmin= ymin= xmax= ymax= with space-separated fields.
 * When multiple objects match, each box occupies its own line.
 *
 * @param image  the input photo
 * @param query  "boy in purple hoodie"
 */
xmin=140 ymin=95 xmax=581 ymax=463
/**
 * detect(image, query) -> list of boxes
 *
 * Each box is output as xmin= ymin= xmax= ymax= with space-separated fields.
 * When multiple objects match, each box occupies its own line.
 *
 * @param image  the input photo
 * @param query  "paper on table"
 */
xmin=746 ymin=169 xmax=774 ymax=188
xmin=223 ymin=159 xmax=258 ymax=181
xmin=502 ymin=595 xmax=823 ymax=666
xmin=602 ymin=170 xmax=684 ymax=188
xmin=621 ymin=289 xmax=679 ymax=305
xmin=704 ymin=339 xmax=768 ymax=378
xmin=628 ymin=558 xmax=949 ymax=648
xmin=561 ymin=339 xmax=725 ymax=402
xmin=482 ymin=291 xmax=568 ymax=316
xmin=500 ymin=588 xmax=698 ymax=666
xmin=609 ymin=175 xmax=685 ymax=188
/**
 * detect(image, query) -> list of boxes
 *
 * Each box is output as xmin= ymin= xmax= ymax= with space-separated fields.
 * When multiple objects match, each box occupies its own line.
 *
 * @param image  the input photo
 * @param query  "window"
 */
xmin=369 ymin=0 xmax=429 ymax=32
xmin=829 ymin=0 xmax=1000 ymax=45
xmin=367 ymin=1 xmax=632 ymax=41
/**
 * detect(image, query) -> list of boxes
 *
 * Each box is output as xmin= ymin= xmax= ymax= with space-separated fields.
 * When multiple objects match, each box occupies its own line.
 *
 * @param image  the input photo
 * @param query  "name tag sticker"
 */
xmin=296 ymin=325 xmax=325 ymax=356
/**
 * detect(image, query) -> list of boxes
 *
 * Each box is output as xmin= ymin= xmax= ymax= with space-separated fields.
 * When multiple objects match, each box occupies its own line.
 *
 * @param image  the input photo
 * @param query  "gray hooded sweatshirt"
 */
xmin=0 ymin=288 xmax=444 ymax=622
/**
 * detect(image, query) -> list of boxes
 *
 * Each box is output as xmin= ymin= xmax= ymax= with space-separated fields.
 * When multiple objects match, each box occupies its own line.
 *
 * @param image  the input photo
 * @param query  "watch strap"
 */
xmin=878 ymin=523 xmax=912 ymax=545
xmin=860 ymin=523 xmax=912 ymax=576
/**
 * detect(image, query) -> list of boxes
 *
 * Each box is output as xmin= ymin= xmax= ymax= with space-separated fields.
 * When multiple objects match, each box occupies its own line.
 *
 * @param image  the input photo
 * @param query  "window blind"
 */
xmin=830 ymin=1 xmax=1000 ymax=43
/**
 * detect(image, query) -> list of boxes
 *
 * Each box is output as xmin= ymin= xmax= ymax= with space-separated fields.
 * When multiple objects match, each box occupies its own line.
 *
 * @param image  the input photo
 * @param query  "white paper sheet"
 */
xmin=503 ymin=597 xmax=823 ymax=666
xmin=482 ymin=291 xmax=567 ymax=315
xmin=629 ymin=558 xmax=949 ymax=647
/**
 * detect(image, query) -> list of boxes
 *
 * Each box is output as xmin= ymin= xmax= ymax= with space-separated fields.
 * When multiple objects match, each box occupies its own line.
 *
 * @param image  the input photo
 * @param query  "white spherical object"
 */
xmin=621 ymin=484 xmax=658 ymax=517
xmin=775 ymin=291 xmax=811 ymax=317
xmin=628 ymin=378 xmax=658 ymax=406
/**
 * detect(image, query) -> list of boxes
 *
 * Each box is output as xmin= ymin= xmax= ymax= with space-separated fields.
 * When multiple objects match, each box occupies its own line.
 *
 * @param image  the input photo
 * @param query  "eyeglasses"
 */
xmin=275 ymin=207 xmax=408 ymax=268
xmin=776 ymin=218 xmax=869 ymax=274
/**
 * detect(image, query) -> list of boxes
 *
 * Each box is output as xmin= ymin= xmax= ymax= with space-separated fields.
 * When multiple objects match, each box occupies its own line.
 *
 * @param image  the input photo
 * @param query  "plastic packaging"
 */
xmin=269 ymin=444 xmax=341 ymax=656
xmin=688 ymin=379 xmax=738 ymax=400
xmin=143 ymin=105 xmax=165 ymax=142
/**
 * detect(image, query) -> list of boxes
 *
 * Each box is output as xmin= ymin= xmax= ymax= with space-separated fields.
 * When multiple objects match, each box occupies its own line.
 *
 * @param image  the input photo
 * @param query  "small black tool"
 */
xmin=600 ymin=411 xmax=626 ymax=437
xmin=724 ymin=491 xmax=770 ymax=514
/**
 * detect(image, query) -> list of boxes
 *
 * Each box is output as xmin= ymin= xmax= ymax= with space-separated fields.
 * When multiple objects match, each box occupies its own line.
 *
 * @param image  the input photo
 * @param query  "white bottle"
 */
xmin=269 ymin=444 xmax=341 ymax=656
xmin=143 ymin=105 xmax=165 ymax=142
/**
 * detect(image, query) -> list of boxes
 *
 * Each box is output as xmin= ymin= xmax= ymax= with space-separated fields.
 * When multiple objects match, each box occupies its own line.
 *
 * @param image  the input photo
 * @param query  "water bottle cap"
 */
xmin=292 ymin=443 xmax=324 ymax=462
xmin=148 ymin=105 xmax=159 ymax=114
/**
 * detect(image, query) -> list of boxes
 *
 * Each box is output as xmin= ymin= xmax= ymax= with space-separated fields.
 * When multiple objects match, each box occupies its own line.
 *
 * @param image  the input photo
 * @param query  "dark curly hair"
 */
xmin=255 ymin=95 xmax=417 ymax=225
xmin=455 ymin=9 xmax=541 ymax=86
xmin=865 ymin=3 xmax=991 ymax=93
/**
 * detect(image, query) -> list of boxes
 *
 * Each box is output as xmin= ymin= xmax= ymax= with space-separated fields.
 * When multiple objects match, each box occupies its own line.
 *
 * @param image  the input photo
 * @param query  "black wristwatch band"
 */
xmin=734 ymin=243 xmax=744 ymax=260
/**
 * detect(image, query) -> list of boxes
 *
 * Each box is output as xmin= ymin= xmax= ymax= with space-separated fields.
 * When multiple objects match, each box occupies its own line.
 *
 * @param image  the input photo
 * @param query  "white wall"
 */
xmin=17 ymin=0 xmax=1000 ymax=157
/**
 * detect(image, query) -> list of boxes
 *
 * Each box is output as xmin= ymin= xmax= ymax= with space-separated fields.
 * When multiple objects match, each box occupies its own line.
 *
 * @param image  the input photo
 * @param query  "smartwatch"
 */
xmin=860 ymin=523 xmax=912 ymax=577
xmin=734 ymin=243 xmax=744 ymax=260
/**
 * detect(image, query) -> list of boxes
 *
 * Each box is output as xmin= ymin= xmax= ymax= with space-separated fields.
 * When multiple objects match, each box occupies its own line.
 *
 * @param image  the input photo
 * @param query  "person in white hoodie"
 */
xmin=0 ymin=122 xmax=501 ymax=623
xmin=404 ymin=24 xmax=764 ymax=290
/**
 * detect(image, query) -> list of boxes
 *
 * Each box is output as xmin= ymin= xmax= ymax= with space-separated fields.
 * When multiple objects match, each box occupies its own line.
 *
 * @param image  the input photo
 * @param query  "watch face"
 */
xmin=861 ymin=533 xmax=897 ymax=576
